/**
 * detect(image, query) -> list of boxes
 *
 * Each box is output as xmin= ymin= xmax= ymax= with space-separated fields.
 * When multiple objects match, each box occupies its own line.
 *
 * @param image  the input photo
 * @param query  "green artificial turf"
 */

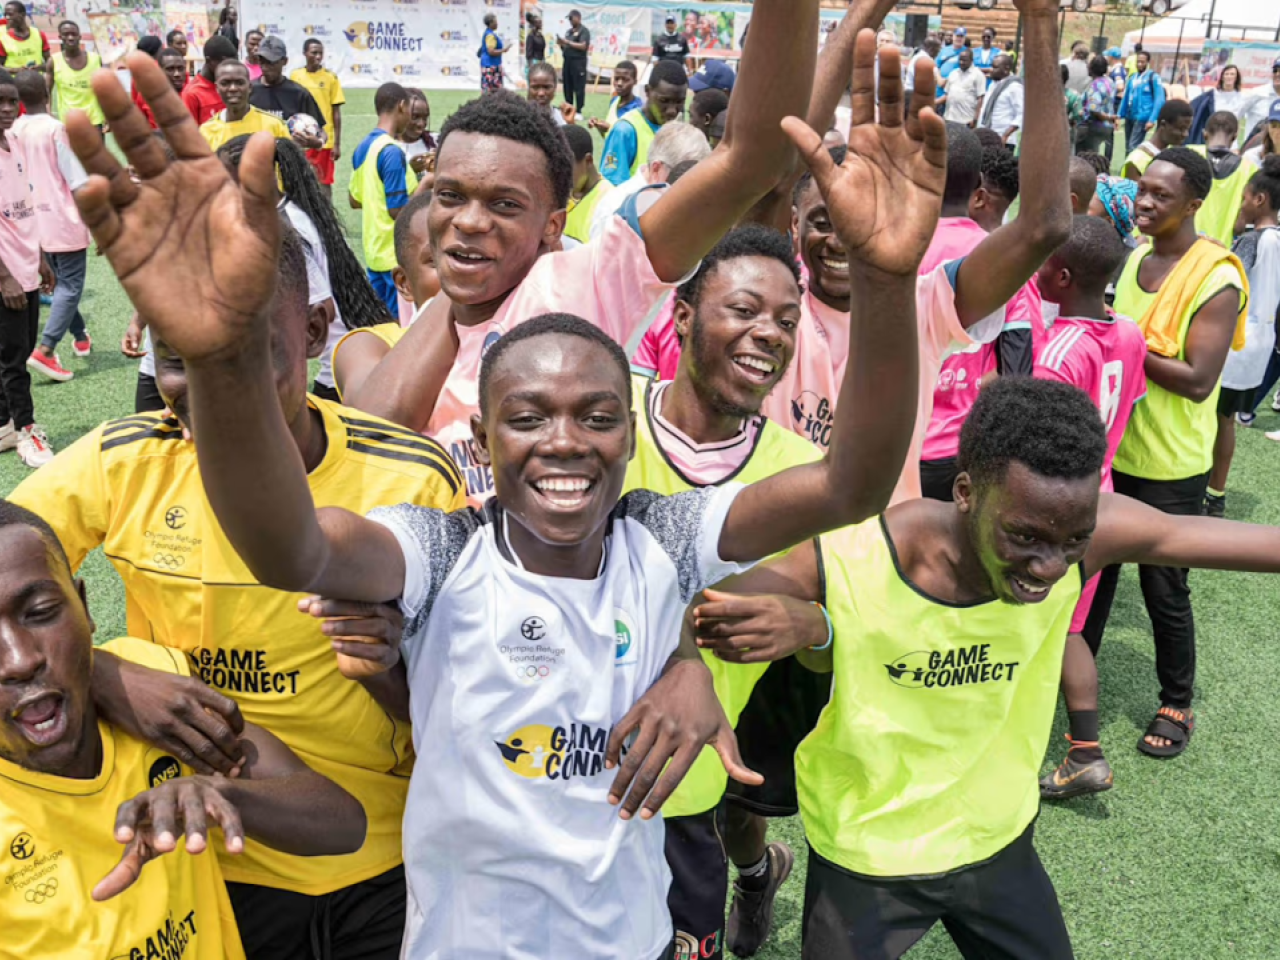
xmin=5 ymin=90 xmax=1280 ymax=958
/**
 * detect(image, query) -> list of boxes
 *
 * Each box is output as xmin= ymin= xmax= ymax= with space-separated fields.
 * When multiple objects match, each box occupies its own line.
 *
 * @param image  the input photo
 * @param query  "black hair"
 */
xmin=437 ymin=89 xmax=573 ymax=210
xmin=615 ymin=59 xmax=637 ymax=76
xmin=1134 ymin=43 xmax=1144 ymax=53
xmin=159 ymin=46 xmax=184 ymax=62
xmin=562 ymin=122 xmax=594 ymax=162
xmin=980 ymin=145 xmax=1019 ymax=201
xmin=1204 ymin=110 xmax=1238 ymax=140
xmin=394 ymin=188 xmax=433 ymax=270
xmin=478 ymin=313 xmax=631 ymax=420
xmin=973 ymin=126 xmax=1007 ymax=153
xmin=244 ymin=28 xmax=264 ymax=42
xmin=1088 ymin=54 xmax=1107 ymax=78
xmin=528 ymin=60 xmax=557 ymax=83
xmin=1060 ymin=63 xmax=1070 ymax=86
xmin=203 ymin=35 xmax=237 ymax=61
xmin=1076 ymin=151 xmax=1110 ymax=177
xmin=1069 ymin=155 xmax=1098 ymax=208
xmin=1153 ymin=146 xmax=1213 ymax=201
xmin=793 ymin=144 xmax=847 ymax=205
xmin=1052 ymin=215 xmax=1128 ymax=294
xmin=58 ymin=19 xmax=78 ymax=32
xmin=166 ymin=28 xmax=185 ymax=44
xmin=668 ymin=158 xmax=699 ymax=183
xmin=1156 ymin=99 xmax=1193 ymax=127
xmin=13 ymin=68 xmax=45 ymax=107
xmin=0 ymin=499 xmax=71 ymax=576
xmin=216 ymin=59 xmax=249 ymax=81
xmin=958 ymin=377 xmax=1106 ymax=490
xmin=650 ymin=59 xmax=688 ymax=90
xmin=691 ymin=88 xmax=729 ymax=121
xmin=375 ymin=82 xmax=410 ymax=116
xmin=1247 ymin=155 xmax=1280 ymax=210
xmin=303 ymin=37 xmax=323 ymax=52
xmin=1217 ymin=63 xmax=1241 ymax=92
xmin=217 ymin=135 xmax=393 ymax=329
xmin=0 ymin=67 xmax=16 ymax=92
xmin=676 ymin=224 xmax=802 ymax=311
xmin=943 ymin=122 xmax=984 ymax=209
xmin=138 ymin=35 xmax=162 ymax=59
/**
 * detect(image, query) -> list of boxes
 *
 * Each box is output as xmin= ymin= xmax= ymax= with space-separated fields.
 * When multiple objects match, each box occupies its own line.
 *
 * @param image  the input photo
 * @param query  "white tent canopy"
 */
xmin=1122 ymin=0 xmax=1280 ymax=54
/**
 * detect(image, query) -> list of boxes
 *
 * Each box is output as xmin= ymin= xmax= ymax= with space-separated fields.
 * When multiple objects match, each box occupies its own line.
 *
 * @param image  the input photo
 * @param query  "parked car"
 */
xmin=1135 ymin=0 xmax=1196 ymax=16
xmin=957 ymin=0 xmax=1093 ymax=11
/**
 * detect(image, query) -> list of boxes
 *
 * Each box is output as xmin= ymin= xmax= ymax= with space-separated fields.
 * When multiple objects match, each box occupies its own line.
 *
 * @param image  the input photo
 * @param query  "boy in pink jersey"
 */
xmin=1034 ymin=215 xmax=1149 ymax=800
xmin=11 ymin=70 xmax=91 ymax=385
xmin=0 ymin=69 xmax=54 ymax=468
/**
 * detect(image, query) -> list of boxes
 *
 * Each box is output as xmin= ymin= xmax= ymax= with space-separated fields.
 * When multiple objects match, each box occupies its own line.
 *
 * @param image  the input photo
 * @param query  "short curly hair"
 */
xmin=676 ymin=224 xmax=801 ymax=310
xmin=1152 ymin=146 xmax=1212 ymax=202
xmin=958 ymin=377 xmax=1106 ymax=490
xmin=437 ymin=89 xmax=573 ymax=210
xmin=981 ymin=145 xmax=1020 ymax=202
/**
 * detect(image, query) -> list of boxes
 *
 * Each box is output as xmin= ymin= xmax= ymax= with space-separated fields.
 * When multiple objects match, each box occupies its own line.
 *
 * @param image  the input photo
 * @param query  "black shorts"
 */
xmin=919 ymin=457 xmax=959 ymax=503
xmin=665 ymin=802 xmax=727 ymax=960
xmin=1217 ymin=386 xmax=1257 ymax=418
xmin=226 ymin=865 xmax=407 ymax=960
xmin=726 ymin=656 xmax=832 ymax=817
xmin=135 ymin=372 xmax=166 ymax=414
xmin=801 ymin=825 xmax=1073 ymax=960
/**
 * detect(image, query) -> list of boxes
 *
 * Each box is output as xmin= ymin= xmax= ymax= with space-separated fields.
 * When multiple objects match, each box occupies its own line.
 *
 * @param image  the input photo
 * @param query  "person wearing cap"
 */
xmin=974 ymin=27 xmax=998 ymax=75
xmin=1107 ymin=46 xmax=1127 ymax=114
xmin=182 ymin=35 xmax=235 ymax=125
xmin=653 ymin=14 xmax=692 ymax=71
xmin=690 ymin=59 xmax=734 ymax=97
xmin=559 ymin=9 xmax=591 ymax=113
xmin=600 ymin=57 xmax=688 ymax=186
xmin=249 ymin=36 xmax=326 ymax=153
xmin=1243 ymin=99 xmax=1280 ymax=169
xmin=936 ymin=26 xmax=966 ymax=80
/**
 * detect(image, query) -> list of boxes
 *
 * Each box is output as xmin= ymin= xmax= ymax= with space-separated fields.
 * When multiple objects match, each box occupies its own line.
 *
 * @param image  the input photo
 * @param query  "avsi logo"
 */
xmin=148 ymin=756 xmax=181 ymax=787
xmin=614 ymin=612 xmax=634 ymax=661
xmin=9 ymin=832 xmax=33 ymax=860
xmin=790 ymin=390 xmax=833 ymax=448
xmin=494 ymin=722 xmax=609 ymax=781
xmin=165 ymin=506 xmax=187 ymax=529
xmin=885 ymin=645 xmax=1020 ymax=690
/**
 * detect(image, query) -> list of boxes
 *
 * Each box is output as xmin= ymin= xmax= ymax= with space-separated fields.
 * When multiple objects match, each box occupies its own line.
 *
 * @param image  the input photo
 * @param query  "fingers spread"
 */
xmin=70 ymin=175 xmax=123 ymax=252
xmin=781 ymin=116 xmax=837 ymax=197
xmin=94 ymin=58 xmax=171 ymax=183
xmin=637 ymin=741 xmax=701 ymax=820
xmin=849 ymin=29 xmax=880 ymax=128
xmin=607 ymin=717 xmax=657 ymax=811
xmin=917 ymin=108 xmax=949 ymax=182
xmin=878 ymin=43 xmax=907 ymax=129
xmin=180 ymin=787 xmax=209 ymax=855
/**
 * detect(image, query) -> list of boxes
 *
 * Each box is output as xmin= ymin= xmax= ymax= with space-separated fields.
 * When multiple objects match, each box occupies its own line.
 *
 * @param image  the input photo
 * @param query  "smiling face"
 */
xmin=430 ymin=132 xmax=564 ymax=309
xmin=793 ymin=178 xmax=850 ymax=310
xmin=675 ymin=256 xmax=801 ymax=419
xmin=0 ymin=525 xmax=97 ymax=778
xmin=961 ymin=461 xmax=1097 ymax=606
xmin=4 ymin=2 xmax=26 ymax=31
xmin=1135 ymin=159 xmax=1200 ymax=237
xmin=215 ymin=61 xmax=250 ymax=111
xmin=473 ymin=332 xmax=634 ymax=552
xmin=647 ymin=79 xmax=687 ymax=125
xmin=404 ymin=97 xmax=429 ymax=142
xmin=58 ymin=22 xmax=81 ymax=54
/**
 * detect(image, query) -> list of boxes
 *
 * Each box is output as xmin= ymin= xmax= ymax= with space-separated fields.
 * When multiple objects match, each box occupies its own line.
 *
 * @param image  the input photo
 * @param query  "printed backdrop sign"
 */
xmin=1200 ymin=40 xmax=1280 ymax=88
xmin=239 ymin=0 xmax=521 ymax=89
xmin=542 ymin=3 xmax=650 ymax=71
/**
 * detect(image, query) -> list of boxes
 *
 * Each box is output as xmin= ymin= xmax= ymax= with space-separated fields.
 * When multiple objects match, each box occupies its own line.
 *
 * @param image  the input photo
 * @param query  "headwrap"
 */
xmin=1095 ymin=175 xmax=1138 ymax=246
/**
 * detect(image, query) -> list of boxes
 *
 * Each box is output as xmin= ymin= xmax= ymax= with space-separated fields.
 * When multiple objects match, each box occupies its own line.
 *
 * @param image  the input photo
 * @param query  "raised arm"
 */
xmin=951 ymin=0 xmax=1071 ymax=329
xmin=639 ymin=0 xmax=819 ymax=281
xmin=67 ymin=54 xmax=406 ymax=602
xmin=718 ymin=34 xmax=945 ymax=563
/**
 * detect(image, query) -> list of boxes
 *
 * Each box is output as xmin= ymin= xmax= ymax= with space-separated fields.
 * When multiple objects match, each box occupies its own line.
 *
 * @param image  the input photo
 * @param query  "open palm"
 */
xmin=67 ymin=54 xmax=280 ymax=363
xmin=783 ymin=31 xmax=946 ymax=277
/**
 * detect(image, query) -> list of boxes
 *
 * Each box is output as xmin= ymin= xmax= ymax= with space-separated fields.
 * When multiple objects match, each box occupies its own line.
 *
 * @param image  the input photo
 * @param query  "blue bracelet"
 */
xmin=809 ymin=602 xmax=834 ymax=652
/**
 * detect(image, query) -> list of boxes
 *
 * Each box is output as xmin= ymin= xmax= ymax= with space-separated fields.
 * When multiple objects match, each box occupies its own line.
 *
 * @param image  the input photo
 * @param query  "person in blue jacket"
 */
xmin=1118 ymin=49 xmax=1165 ymax=155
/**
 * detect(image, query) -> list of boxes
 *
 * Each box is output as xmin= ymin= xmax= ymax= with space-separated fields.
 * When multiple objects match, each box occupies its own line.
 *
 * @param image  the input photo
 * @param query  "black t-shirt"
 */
xmin=652 ymin=32 xmax=689 ymax=64
xmin=562 ymin=25 xmax=589 ymax=62
xmin=249 ymin=78 xmax=325 ymax=129
xmin=526 ymin=29 xmax=546 ymax=62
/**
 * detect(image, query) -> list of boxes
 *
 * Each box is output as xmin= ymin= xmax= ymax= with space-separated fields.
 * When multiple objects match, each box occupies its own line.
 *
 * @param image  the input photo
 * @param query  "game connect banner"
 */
xmin=238 ymin=0 xmax=521 ymax=89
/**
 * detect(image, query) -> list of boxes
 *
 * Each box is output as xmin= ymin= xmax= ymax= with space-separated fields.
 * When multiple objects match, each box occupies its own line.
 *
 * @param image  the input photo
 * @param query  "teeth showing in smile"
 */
xmin=451 ymin=251 xmax=488 ymax=261
xmin=1014 ymin=578 xmax=1049 ymax=596
xmin=734 ymin=355 xmax=777 ymax=375
xmin=535 ymin=477 xmax=592 ymax=506
xmin=820 ymin=256 xmax=849 ymax=274
xmin=32 ymin=715 xmax=56 ymax=732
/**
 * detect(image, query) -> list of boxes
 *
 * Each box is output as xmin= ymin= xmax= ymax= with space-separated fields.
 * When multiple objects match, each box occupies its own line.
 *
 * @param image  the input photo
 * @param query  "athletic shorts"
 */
xmin=801 ymin=825 xmax=1074 ymax=960
xmin=1217 ymin=386 xmax=1257 ymax=418
xmin=919 ymin=457 xmax=959 ymax=503
xmin=665 ymin=802 xmax=728 ymax=960
xmin=306 ymin=147 xmax=336 ymax=186
xmin=1069 ymin=571 xmax=1100 ymax=634
xmin=726 ymin=656 xmax=832 ymax=817
xmin=226 ymin=865 xmax=406 ymax=960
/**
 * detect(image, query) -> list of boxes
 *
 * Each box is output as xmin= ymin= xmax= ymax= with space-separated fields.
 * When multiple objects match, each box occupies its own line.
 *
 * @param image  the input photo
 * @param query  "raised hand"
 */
xmin=66 ymin=53 xmax=280 ymax=364
xmin=781 ymin=29 xmax=946 ymax=278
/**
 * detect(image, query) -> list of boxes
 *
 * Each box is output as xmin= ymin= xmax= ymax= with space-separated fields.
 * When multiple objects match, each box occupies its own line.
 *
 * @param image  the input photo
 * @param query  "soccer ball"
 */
xmin=287 ymin=113 xmax=321 ymax=140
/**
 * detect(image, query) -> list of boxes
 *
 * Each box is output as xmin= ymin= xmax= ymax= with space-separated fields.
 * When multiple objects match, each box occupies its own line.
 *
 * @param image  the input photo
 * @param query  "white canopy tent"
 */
xmin=1122 ymin=0 xmax=1280 ymax=55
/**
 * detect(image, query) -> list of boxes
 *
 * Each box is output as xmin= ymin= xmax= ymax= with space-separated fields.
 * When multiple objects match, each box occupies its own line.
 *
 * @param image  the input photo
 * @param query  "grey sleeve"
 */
xmin=368 ymin=504 xmax=478 ymax=638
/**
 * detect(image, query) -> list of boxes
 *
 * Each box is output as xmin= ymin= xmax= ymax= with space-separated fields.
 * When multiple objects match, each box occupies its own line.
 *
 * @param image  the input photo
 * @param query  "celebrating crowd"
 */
xmin=2 ymin=1 xmax=1280 ymax=959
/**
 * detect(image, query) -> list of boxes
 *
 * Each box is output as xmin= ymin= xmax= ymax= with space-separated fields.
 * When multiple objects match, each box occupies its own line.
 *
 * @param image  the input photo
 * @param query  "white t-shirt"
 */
xmin=985 ymin=78 xmax=1024 ymax=143
xmin=370 ymin=484 xmax=752 ymax=959
xmin=1223 ymin=226 xmax=1280 ymax=391
xmin=280 ymin=200 xmax=345 ymax=389
xmin=945 ymin=67 xmax=988 ymax=125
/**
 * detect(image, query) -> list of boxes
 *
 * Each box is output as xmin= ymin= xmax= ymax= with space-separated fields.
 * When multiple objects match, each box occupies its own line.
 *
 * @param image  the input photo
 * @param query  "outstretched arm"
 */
xmin=951 ymin=0 xmax=1071 ymax=329
xmin=67 ymin=54 xmax=407 ymax=603
xmin=717 ymin=34 xmax=945 ymax=563
xmin=639 ymin=0 xmax=819 ymax=281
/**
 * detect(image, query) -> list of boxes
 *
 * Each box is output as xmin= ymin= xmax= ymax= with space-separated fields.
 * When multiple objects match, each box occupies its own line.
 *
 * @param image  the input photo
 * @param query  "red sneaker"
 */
xmin=73 ymin=335 xmax=92 ymax=357
xmin=26 ymin=350 xmax=73 ymax=382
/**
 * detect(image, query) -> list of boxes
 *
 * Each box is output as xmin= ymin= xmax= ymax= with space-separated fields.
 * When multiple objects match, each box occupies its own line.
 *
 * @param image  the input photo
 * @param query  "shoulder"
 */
xmin=758 ymin=418 xmax=823 ymax=465
xmin=97 ymin=413 xmax=187 ymax=459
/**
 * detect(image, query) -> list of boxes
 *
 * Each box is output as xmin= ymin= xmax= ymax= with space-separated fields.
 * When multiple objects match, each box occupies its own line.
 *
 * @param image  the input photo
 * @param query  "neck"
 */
xmin=48 ymin=705 xmax=103 ymax=781
xmin=448 ymin=291 xmax=508 ymax=328
xmin=23 ymin=102 xmax=46 ymax=115
xmin=1152 ymin=218 xmax=1199 ymax=257
xmin=376 ymin=115 xmax=399 ymax=136
xmin=1058 ymin=294 xmax=1108 ymax=321
xmin=1256 ymin=211 xmax=1279 ymax=228
xmin=226 ymin=102 xmax=250 ymax=122
xmin=945 ymin=508 xmax=996 ymax=604
xmin=662 ymin=371 xmax=747 ymax=445
xmin=506 ymin=514 xmax=606 ymax=580
xmin=575 ymin=168 xmax=601 ymax=199
xmin=940 ymin=202 xmax=971 ymax=219
xmin=306 ymin=63 xmax=320 ymax=72
xmin=288 ymin=400 xmax=326 ymax=472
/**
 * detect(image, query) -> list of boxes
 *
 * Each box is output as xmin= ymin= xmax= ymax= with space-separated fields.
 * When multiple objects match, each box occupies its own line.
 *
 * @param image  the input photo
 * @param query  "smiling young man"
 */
xmin=66 ymin=31 xmax=945 ymax=957
xmin=600 ymin=58 xmax=689 ymax=186
xmin=199 ymin=60 xmax=288 ymax=152
xmin=0 ymin=500 xmax=367 ymax=959
xmin=10 ymin=224 xmax=464 ymax=960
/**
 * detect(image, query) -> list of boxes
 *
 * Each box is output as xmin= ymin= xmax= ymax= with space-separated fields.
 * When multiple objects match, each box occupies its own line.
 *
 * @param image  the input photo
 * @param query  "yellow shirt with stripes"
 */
xmin=199 ymin=106 xmax=290 ymax=152
xmin=0 ymin=636 xmax=245 ymax=960
xmin=10 ymin=397 xmax=466 ymax=895
xmin=332 ymin=322 xmax=408 ymax=402
xmin=289 ymin=67 xmax=345 ymax=150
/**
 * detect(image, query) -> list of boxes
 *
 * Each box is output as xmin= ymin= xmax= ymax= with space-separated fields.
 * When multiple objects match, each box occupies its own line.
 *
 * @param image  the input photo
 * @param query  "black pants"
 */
xmin=563 ymin=57 xmax=588 ymax=110
xmin=0 ymin=290 xmax=38 ymax=430
xmin=801 ymin=826 xmax=1073 ymax=960
xmin=1082 ymin=470 xmax=1208 ymax=709
xmin=135 ymin=372 xmax=166 ymax=413
xmin=919 ymin=457 xmax=958 ymax=503
xmin=665 ymin=802 xmax=728 ymax=960
xmin=227 ymin=866 xmax=407 ymax=960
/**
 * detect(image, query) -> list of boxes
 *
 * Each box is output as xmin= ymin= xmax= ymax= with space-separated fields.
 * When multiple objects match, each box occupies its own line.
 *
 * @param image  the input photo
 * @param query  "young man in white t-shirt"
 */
xmin=68 ymin=36 xmax=948 ymax=959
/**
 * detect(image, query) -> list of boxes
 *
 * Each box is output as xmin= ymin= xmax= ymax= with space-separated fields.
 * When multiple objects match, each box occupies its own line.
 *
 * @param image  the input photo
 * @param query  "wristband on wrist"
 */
xmin=809 ymin=602 xmax=834 ymax=652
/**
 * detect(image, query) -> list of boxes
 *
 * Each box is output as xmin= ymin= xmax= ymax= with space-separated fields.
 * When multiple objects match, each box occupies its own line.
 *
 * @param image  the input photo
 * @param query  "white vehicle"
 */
xmin=957 ymin=0 xmax=1092 ymax=11
xmin=1135 ymin=0 xmax=1196 ymax=15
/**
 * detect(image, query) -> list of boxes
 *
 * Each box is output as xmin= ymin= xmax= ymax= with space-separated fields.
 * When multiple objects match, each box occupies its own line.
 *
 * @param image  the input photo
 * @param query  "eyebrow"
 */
xmin=502 ymin=390 xmax=623 ymax=407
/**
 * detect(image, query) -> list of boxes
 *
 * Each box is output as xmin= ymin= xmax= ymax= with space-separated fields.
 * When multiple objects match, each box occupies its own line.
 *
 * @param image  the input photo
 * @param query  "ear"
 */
xmin=628 ymin=409 xmax=637 ymax=462
xmin=790 ymin=207 xmax=801 ymax=253
xmin=305 ymin=300 xmax=334 ymax=360
xmin=392 ymin=265 xmax=413 ymax=305
xmin=542 ymin=208 xmax=567 ymax=249
xmin=954 ymin=472 xmax=975 ymax=513
xmin=672 ymin=298 xmax=695 ymax=341
xmin=74 ymin=577 xmax=95 ymax=637
xmin=470 ymin=413 xmax=492 ymax=467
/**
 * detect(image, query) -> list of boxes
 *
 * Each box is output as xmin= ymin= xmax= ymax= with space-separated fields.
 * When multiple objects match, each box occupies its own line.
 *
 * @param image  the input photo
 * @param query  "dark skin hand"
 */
xmin=298 ymin=595 xmax=412 ymax=722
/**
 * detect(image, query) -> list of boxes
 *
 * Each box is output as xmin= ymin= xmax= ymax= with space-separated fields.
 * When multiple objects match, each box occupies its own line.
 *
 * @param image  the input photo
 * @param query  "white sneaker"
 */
xmin=0 ymin=420 xmax=15 ymax=452
xmin=1272 ymin=390 xmax=1280 ymax=413
xmin=1266 ymin=429 xmax=1280 ymax=444
xmin=16 ymin=424 xmax=54 ymax=467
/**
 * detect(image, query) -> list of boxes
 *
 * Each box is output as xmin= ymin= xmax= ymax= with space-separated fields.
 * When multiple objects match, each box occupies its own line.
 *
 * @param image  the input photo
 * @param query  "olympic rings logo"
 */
xmin=24 ymin=878 xmax=57 ymax=904
xmin=152 ymin=553 xmax=185 ymax=569
xmin=515 ymin=665 xmax=551 ymax=681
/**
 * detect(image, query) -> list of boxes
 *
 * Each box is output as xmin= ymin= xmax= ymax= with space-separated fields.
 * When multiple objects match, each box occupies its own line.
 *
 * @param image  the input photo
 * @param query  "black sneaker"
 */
xmin=1202 ymin=492 xmax=1226 ymax=518
xmin=1040 ymin=745 xmax=1114 ymax=800
xmin=726 ymin=842 xmax=794 ymax=958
